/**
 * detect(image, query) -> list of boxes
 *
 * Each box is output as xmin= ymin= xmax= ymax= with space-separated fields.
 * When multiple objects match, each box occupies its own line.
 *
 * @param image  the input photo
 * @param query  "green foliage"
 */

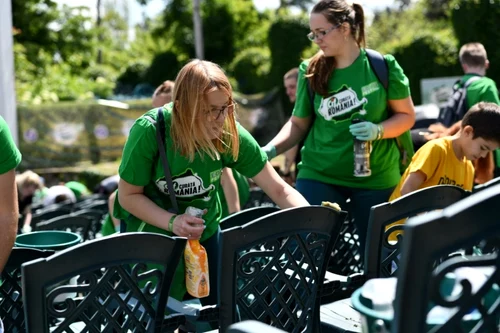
xmin=229 ymin=47 xmax=271 ymax=94
xmin=392 ymin=31 xmax=460 ymax=105
xmin=143 ymin=51 xmax=181 ymax=87
xmin=116 ymin=62 xmax=149 ymax=91
xmin=12 ymin=0 xmax=60 ymax=63
xmin=368 ymin=2 xmax=460 ymax=105
xmin=451 ymin=0 xmax=500 ymax=84
xmin=267 ymin=12 xmax=310 ymax=115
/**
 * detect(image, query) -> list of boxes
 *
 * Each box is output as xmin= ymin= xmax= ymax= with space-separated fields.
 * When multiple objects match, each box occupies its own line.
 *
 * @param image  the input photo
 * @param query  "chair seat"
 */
xmin=320 ymin=298 xmax=362 ymax=333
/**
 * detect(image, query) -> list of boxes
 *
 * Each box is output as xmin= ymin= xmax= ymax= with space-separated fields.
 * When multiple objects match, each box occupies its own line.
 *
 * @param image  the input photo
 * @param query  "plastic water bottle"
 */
xmin=352 ymin=116 xmax=372 ymax=177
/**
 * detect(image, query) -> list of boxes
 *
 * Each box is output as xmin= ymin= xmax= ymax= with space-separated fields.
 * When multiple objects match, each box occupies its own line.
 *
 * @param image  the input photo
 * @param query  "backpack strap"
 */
xmin=155 ymin=108 xmax=179 ymax=214
xmin=365 ymin=49 xmax=389 ymax=91
xmin=464 ymin=75 xmax=481 ymax=88
xmin=306 ymin=78 xmax=315 ymax=118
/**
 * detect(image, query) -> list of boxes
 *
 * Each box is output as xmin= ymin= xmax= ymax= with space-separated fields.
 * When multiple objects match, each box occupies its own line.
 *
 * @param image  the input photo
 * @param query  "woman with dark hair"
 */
xmin=263 ymin=0 xmax=415 ymax=255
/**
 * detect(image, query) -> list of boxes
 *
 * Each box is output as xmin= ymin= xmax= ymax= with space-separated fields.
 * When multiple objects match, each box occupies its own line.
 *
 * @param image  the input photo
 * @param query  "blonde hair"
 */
xmin=16 ymin=170 xmax=42 ymax=190
xmin=171 ymin=59 xmax=239 ymax=161
xmin=459 ymin=43 xmax=488 ymax=68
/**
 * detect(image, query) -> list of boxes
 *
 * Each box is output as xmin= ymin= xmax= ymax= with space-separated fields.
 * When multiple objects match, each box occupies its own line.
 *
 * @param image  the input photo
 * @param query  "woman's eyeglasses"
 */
xmin=207 ymin=102 xmax=236 ymax=120
xmin=307 ymin=24 xmax=341 ymax=42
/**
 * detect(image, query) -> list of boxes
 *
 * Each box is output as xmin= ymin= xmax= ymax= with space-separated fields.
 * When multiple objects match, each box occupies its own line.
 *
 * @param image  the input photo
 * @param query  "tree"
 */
xmin=278 ymin=0 xmax=315 ymax=12
xmin=11 ymin=0 xmax=59 ymax=65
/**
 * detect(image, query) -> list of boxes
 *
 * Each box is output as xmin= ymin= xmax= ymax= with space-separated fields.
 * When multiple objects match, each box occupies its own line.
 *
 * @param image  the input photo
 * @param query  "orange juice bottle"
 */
xmin=184 ymin=207 xmax=210 ymax=298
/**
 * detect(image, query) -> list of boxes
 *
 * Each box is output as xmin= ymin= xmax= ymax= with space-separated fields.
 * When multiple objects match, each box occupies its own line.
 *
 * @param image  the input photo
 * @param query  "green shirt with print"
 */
xmin=464 ymin=74 xmax=500 ymax=107
xmin=218 ymin=169 xmax=250 ymax=219
xmin=114 ymin=104 xmax=267 ymax=300
xmin=293 ymin=49 xmax=411 ymax=189
xmin=0 ymin=116 xmax=21 ymax=174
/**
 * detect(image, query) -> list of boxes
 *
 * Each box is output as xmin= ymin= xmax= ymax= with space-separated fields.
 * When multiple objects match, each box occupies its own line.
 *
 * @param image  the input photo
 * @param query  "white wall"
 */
xmin=0 ymin=0 xmax=18 ymax=144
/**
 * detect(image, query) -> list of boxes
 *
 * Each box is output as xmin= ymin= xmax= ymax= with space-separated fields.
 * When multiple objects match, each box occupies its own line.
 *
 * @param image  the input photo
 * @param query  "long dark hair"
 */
xmin=306 ymin=0 xmax=366 ymax=96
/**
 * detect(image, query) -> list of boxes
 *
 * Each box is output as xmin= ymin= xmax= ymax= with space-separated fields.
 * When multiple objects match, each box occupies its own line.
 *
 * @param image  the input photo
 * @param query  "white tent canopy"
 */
xmin=0 ymin=0 xmax=18 ymax=145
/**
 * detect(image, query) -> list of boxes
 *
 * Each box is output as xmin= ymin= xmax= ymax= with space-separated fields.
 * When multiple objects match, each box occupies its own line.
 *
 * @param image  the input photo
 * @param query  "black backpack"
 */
xmin=437 ymin=76 xmax=481 ymax=128
xmin=306 ymin=49 xmax=414 ymax=174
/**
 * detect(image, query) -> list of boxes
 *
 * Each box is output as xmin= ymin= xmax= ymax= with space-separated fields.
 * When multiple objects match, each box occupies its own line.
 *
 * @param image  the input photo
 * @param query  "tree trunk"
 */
xmin=97 ymin=0 xmax=103 ymax=64
xmin=193 ymin=0 xmax=204 ymax=59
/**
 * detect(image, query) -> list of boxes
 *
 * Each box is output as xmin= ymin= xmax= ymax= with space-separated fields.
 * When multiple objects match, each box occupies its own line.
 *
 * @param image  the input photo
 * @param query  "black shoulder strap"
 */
xmin=464 ymin=75 xmax=481 ymax=88
xmin=306 ymin=78 xmax=315 ymax=117
xmin=365 ymin=49 xmax=389 ymax=91
xmin=156 ymin=108 xmax=179 ymax=214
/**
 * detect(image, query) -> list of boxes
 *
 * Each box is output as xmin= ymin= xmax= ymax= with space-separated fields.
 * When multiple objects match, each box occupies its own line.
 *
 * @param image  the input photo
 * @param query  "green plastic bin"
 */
xmin=15 ymin=231 xmax=82 ymax=251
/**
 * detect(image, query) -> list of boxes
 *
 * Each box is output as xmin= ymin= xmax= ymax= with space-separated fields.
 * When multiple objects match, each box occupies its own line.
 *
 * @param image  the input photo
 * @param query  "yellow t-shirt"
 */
xmin=386 ymin=137 xmax=474 ymax=239
xmin=390 ymin=137 xmax=474 ymax=200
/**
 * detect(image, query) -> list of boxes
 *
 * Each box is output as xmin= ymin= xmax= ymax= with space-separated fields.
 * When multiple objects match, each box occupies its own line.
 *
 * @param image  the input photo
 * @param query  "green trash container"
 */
xmin=15 ymin=231 xmax=82 ymax=251
xmin=351 ymin=274 xmax=498 ymax=333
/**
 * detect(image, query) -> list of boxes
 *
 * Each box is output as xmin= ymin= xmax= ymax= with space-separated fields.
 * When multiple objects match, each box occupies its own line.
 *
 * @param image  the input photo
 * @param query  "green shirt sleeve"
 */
xmin=118 ymin=111 xmax=159 ymax=186
xmin=384 ymin=54 xmax=411 ymax=100
xmin=223 ymin=123 xmax=267 ymax=178
xmin=469 ymin=77 xmax=500 ymax=105
xmin=292 ymin=60 xmax=312 ymax=118
xmin=0 ymin=116 xmax=21 ymax=174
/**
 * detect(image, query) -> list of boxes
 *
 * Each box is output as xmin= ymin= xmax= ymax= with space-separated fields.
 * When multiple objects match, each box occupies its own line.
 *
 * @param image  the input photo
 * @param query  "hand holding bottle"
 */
xmin=349 ymin=121 xmax=381 ymax=141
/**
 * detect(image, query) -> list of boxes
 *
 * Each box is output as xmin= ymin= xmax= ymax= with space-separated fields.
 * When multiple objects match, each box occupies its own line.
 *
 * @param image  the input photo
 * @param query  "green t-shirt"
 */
xmin=293 ymin=49 xmax=411 ymax=189
xmin=465 ymin=74 xmax=500 ymax=107
xmin=65 ymin=181 xmax=90 ymax=200
xmin=114 ymin=104 xmax=267 ymax=241
xmin=218 ymin=169 xmax=250 ymax=219
xmin=0 ymin=116 xmax=21 ymax=174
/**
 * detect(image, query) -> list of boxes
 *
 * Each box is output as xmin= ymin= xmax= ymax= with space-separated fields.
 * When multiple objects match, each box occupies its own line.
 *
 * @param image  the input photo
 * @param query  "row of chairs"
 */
xmin=2 ymin=179 xmax=500 ymax=332
xmin=22 ymin=195 xmax=110 ymax=239
xmin=2 ymin=205 xmax=345 ymax=332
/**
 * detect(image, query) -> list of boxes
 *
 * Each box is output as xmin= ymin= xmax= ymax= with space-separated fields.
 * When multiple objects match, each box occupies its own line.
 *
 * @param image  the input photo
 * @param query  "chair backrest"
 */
xmin=22 ymin=232 xmax=187 ymax=333
xmin=473 ymin=176 xmax=500 ymax=192
xmin=0 ymin=248 xmax=54 ymax=333
xmin=33 ymin=214 xmax=93 ymax=241
xmin=75 ymin=199 xmax=108 ymax=213
xmin=220 ymin=206 xmax=279 ymax=231
xmin=71 ymin=209 xmax=107 ymax=239
xmin=218 ymin=206 xmax=346 ymax=333
xmin=31 ymin=207 xmax=72 ymax=225
xmin=393 ymin=183 xmax=500 ymax=333
xmin=365 ymin=185 xmax=470 ymax=279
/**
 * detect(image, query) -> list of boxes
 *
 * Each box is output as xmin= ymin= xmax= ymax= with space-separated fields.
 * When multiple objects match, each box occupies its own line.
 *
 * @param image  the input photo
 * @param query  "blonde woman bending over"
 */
xmin=114 ymin=59 xmax=309 ymax=304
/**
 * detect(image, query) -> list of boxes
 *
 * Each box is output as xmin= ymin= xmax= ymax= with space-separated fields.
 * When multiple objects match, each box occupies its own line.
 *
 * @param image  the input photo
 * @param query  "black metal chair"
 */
xmin=219 ymin=206 xmax=279 ymax=231
xmin=0 ymin=248 xmax=55 ymax=333
xmin=319 ymin=185 xmax=471 ymax=333
xmin=75 ymin=199 xmax=108 ymax=214
xmin=33 ymin=214 xmax=94 ymax=241
xmin=71 ymin=209 xmax=107 ymax=239
xmin=21 ymin=232 xmax=187 ymax=333
xmin=365 ymin=185 xmax=471 ymax=279
xmin=473 ymin=176 xmax=500 ymax=192
xmin=392 ymin=182 xmax=500 ymax=333
xmin=216 ymin=206 xmax=346 ymax=332
xmin=227 ymin=320 xmax=287 ymax=333
xmin=31 ymin=207 xmax=72 ymax=225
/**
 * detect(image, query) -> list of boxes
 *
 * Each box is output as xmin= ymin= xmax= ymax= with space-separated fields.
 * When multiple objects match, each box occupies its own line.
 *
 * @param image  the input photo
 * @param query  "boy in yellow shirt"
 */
xmin=391 ymin=102 xmax=500 ymax=201
xmin=386 ymin=102 xmax=500 ymax=240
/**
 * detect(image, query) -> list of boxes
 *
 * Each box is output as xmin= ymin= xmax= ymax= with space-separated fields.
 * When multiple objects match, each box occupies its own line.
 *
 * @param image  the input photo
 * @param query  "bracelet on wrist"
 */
xmin=168 ymin=214 xmax=177 ymax=232
xmin=377 ymin=124 xmax=384 ymax=140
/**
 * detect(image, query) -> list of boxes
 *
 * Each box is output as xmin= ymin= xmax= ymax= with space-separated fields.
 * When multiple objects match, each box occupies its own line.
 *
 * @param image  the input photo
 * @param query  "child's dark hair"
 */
xmin=462 ymin=102 xmax=500 ymax=143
